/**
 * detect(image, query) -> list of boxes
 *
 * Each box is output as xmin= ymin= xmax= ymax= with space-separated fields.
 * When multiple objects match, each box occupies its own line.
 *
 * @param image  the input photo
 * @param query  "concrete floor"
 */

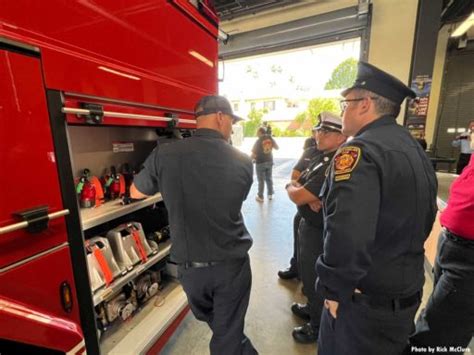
xmin=160 ymin=150 xmax=439 ymax=355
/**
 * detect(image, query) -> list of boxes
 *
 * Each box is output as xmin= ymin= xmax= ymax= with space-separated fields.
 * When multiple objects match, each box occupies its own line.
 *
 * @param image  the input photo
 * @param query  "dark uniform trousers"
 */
xmin=409 ymin=230 xmax=474 ymax=354
xmin=297 ymin=218 xmax=324 ymax=331
xmin=178 ymin=256 xmax=257 ymax=355
xmin=289 ymin=212 xmax=302 ymax=273
xmin=456 ymin=153 xmax=471 ymax=175
xmin=318 ymin=295 xmax=420 ymax=355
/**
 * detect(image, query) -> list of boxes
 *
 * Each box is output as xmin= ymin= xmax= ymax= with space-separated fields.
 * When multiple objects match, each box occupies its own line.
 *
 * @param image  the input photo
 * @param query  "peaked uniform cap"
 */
xmin=341 ymin=62 xmax=416 ymax=106
xmin=314 ymin=112 xmax=342 ymax=133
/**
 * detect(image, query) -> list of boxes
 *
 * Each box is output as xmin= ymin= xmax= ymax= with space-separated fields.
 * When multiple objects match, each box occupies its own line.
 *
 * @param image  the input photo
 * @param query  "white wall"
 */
xmin=425 ymin=25 xmax=450 ymax=146
xmin=368 ymin=0 xmax=419 ymax=124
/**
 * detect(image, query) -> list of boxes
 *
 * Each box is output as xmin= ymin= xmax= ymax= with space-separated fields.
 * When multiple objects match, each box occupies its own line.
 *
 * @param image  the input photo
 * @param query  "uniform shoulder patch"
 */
xmin=334 ymin=146 xmax=361 ymax=176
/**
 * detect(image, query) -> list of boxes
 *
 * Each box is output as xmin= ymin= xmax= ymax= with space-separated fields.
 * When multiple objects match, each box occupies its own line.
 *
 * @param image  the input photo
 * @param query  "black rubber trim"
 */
xmin=46 ymin=90 xmax=101 ymax=355
xmin=0 ymin=41 xmax=39 ymax=57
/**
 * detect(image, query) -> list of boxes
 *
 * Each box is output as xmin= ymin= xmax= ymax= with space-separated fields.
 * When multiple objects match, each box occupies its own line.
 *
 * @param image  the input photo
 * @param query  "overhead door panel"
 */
xmin=219 ymin=6 xmax=370 ymax=60
xmin=434 ymin=49 xmax=474 ymax=158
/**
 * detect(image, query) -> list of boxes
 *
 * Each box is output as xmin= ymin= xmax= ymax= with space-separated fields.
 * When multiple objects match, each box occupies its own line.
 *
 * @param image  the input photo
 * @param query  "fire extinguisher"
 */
xmin=77 ymin=169 xmax=96 ymax=208
xmin=109 ymin=166 xmax=121 ymax=200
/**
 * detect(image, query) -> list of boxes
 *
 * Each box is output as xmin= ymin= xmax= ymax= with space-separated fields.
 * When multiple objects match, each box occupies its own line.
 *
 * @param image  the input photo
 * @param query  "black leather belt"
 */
xmin=353 ymin=291 xmax=421 ymax=311
xmin=444 ymin=228 xmax=474 ymax=247
xmin=183 ymin=261 xmax=221 ymax=269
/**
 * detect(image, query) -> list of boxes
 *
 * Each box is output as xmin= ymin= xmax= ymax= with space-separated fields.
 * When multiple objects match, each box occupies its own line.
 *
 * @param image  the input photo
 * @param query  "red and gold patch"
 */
xmin=333 ymin=146 xmax=361 ymax=181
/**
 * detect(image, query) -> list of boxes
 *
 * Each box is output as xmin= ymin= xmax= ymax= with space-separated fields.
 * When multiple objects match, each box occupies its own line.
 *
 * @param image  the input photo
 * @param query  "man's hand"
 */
xmin=130 ymin=183 xmax=149 ymax=199
xmin=324 ymin=299 xmax=339 ymax=319
xmin=308 ymin=200 xmax=322 ymax=212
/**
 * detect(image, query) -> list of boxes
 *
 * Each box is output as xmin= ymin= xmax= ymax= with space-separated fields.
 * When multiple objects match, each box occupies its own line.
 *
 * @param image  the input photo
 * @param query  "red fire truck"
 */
xmin=0 ymin=1 xmax=218 ymax=353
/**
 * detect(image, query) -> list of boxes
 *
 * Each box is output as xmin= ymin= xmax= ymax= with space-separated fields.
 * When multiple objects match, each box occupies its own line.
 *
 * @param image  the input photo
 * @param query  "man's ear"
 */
xmin=216 ymin=111 xmax=226 ymax=129
xmin=358 ymin=97 xmax=371 ymax=115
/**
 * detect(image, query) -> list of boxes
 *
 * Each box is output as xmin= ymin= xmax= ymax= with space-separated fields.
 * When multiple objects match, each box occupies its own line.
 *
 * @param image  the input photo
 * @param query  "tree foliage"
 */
xmin=294 ymin=111 xmax=307 ymax=124
xmin=242 ymin=108 xmax=268 ymax=137
xmin=286 ymin=98 xmax=340 ymax=137
xmin=306 ymin=98 xmax=340 ymax=126
xmin=324 ymin=58 xmax=358 ymax=90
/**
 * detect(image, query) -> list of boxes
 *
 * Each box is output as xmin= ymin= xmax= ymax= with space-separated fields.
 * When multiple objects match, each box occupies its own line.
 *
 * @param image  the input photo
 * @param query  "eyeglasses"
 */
xmin=317 ymin=128 xmax=336 ymax=135
xmin=339 ymin=97 xmax=378 ymax=111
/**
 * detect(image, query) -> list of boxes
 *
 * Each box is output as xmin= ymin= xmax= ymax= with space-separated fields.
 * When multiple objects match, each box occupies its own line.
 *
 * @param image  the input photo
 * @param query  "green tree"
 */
xmin=306 ymin=98 xmax=339 ymax=126
xmin=271 ymin=126 xmax=282 ymax=137
xmin=242 ymin=108 xmax=268 ymax=137
xmin=324 ymin=58 xmax=358 ymax=90
xmin=294 ymin=111 xmax=307 ymax=124
xmin=286 ymin=98 xmax=340 ymax=137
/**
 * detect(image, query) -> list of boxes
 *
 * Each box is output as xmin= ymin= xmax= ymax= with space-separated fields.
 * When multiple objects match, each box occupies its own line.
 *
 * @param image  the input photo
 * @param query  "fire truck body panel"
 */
xmin=0 ymin=0 xmax=218 ymax=112
xmin=0 ymin=1 xmax=218 ymax=352
xmin=0 ymin=247 xmax=83 ymax=353
xmin=0 ymin=50 xmax=69 ymax=268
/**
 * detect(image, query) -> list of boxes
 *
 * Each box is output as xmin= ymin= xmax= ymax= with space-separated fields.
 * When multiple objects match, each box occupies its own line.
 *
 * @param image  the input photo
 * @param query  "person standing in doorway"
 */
xmin=451 ymin=120 xmax=474 ymax=174
xmin=252 ymin=127 xmax=279 ymax=202
xmin=130 ymin=95 xmax=258 ymax=355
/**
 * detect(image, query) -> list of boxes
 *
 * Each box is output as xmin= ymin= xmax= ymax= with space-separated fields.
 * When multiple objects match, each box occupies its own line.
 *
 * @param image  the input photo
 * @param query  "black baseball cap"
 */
xmin=341 ymin=62 xmax=416 ymax=106
xmin=194 ymin=95 xmax=244 ymax=123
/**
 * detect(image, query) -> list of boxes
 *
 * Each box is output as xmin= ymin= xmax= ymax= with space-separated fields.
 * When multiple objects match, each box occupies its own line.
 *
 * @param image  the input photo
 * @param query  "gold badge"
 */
xmin=334 ymin=146 xmax=361 ymax=178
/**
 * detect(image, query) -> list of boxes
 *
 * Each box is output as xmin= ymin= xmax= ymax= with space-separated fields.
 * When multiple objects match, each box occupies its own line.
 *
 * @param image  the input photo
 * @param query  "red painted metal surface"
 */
xmin=0 ymin=0 xmax=218 ymax=114
xmin=64 ymin=95 xmax=197 ymax=129
xmin=171 ymin=0 xmax=219 ymax=36
xmin=146 ymin=306 xmax=190 ymax=355
xmin=0 ymin=1 xmax=218 ymax=351
xmin=0 ymin=50 xmax=68 ymax=268
xmin=0 ymin=246 xmax=82 ymax=352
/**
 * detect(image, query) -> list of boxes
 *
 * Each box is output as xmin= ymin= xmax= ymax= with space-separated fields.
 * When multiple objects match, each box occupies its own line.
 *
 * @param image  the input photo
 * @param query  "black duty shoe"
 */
xmin=278 ymin=267 xmax=298 ymax=280
xmin=291 ymin=303 xmax=310 ymax=321
xmin=292 ymin=323 xmax=318 ymax=344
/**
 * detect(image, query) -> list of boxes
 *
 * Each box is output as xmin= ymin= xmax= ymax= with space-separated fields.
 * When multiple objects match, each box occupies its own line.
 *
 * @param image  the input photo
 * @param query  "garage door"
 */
xmin=434 ymin=47 xmax=474 ymax=158
xmin=219 ymin=6 xmax=370 ymax=60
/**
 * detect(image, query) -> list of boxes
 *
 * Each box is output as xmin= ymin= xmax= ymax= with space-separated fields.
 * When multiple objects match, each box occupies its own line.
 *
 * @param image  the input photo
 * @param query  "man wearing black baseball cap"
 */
xmin=131 ymin=95 xmax=257 ymax=354
xmin=315 ymin=62 xmax=437 ymax=354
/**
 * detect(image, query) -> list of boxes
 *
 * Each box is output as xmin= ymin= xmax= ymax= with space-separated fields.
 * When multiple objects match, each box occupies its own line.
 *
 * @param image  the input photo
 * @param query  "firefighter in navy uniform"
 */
xmin=130 ymin=95 xmax=258 ymax=355
xmin=279 ymin=126 xmax=321 ymax=280
xmin=286 ymin=113 xmax=347 ymax=343
xmin=316 ymin=62 xmax=438 ymax=355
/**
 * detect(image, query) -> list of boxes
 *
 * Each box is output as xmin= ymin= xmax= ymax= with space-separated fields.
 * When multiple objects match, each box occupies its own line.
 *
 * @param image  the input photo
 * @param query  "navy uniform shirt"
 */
xmin=296 ymin=151 xmax=335 ymax=227
xmin=293 ymin=146 xmax=321 ymax=173
xmin=316 ymin=116 xmax=438 ymax=302
xmin=303 ymin=137 xmax=316 ymax=150
xmin=134 ymin=128 xmax=253 ymax=263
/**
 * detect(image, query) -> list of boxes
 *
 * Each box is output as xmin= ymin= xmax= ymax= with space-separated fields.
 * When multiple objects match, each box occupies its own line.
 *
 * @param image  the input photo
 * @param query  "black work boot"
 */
xmin=292 ymin=323 xmax=318 ymax=344
xmin=291 ymin=303 xmax=311 ymax=321
xmin=278 ymin=267 xmax=298 ymax=280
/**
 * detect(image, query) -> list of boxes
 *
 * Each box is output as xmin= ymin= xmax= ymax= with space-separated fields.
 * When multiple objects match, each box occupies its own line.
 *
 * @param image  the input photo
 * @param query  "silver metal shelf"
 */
xmin=101 ymin=280 xmax=187 ymax=355
xmin=93 ymin=240 xmax=171 ymax=306
xmin=80 ymin=193 xmax=162 ymax=231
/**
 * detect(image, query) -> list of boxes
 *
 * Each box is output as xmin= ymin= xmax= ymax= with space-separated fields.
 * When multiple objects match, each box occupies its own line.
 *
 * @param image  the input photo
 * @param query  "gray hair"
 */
xmin=354 ymin=89 xmax=400 ymax=117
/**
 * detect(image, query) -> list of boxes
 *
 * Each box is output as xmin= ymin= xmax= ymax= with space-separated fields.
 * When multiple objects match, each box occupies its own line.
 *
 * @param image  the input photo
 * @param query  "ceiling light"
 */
xmin=451 ymin=12 xmax=474 ymax=37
